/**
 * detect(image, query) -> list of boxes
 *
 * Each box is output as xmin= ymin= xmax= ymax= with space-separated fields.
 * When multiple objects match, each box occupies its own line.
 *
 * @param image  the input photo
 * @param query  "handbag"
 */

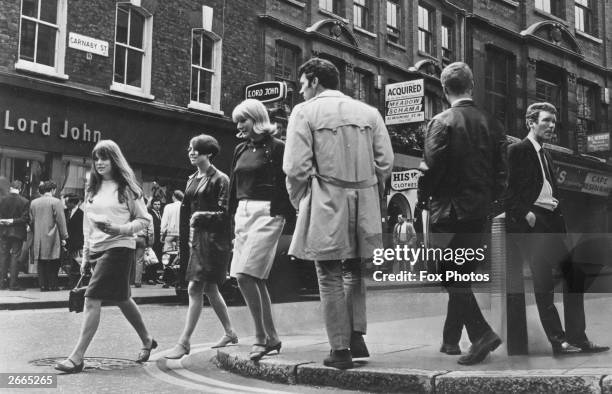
xmin=143 ymin=247 xmax=159 ymax=266
xmin=68 ymin=275 xmax=87 ymax=313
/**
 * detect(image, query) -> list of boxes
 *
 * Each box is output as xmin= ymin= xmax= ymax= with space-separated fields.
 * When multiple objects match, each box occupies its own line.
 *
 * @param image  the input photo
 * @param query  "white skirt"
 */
xmin=230 ymin=200 xmax=285 ymax=279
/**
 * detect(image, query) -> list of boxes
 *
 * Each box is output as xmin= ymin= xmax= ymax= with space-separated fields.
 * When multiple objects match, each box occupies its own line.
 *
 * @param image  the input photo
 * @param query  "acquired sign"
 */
xmin=391 ymin=169 xmax=423 ymax=191
xmin=68 ymin=32 xmax=109 ymax=57
xmin=245 ymin=81 xmax=287 ymax=103
xmin=385 ymin=80 xmax=425 ymax=125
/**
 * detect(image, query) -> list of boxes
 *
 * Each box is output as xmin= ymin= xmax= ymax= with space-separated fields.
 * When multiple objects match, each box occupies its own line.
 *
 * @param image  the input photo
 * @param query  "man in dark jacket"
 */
xmin=505 ymin=102 xmax=608 ymax=355
xmin=421 ymin=62 xmax=506 ymax=365
xmin=63 ymin=194 xmax=84 ymax=288
xmin=0 ymin=180 xmax=30 ymax=290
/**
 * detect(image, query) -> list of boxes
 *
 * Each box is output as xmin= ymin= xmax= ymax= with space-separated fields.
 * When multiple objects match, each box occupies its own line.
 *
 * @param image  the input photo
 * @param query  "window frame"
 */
xmin=535 ymin=0 xmax=565 ymax=18
xmin=485 ymin=47 xmax=515 ymax=133
xmin=441 ymin=18 xmax=454 ymax=64
xmin=418 ymin=5 xmax=433 ymax=54
xmin=187 ymin=29 xmax=223 ymax=114
xmin=274 ymin=42 xmax=300 ymax=110
xmin=576 ymin=80 xmax=598 ymax=136
xmin=353 ymin=0 xmax=369 ymax=30
xmin=110 ymin=3 xmax=154 ymax=100
xmin=386 ymin=0 xmax=401 ymax=44
xmin=575 ymin=0 xmax=596 ymax=36
xmin=353 ymin=68 xmax=373 ymax=104
xmin=319 ymin=0 xmax=341 ymax=15
xmin=16 ymin=0 xmax=68 ymax=79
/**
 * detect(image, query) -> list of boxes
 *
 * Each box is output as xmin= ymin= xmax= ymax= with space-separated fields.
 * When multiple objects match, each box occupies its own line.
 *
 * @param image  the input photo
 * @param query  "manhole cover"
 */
xmin=30 ymin=357 xmax=142 ymax=371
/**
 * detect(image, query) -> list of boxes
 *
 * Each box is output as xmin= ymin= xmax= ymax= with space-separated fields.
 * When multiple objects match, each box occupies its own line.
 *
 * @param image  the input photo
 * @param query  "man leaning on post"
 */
xmin=283 ymin=57 xmax=394 ymax=369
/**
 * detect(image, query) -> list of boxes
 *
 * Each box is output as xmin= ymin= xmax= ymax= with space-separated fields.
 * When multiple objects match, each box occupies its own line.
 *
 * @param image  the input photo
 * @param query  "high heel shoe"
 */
xmin=249 ymin=344 xmax=267 ymax=361
xmin=137 ymin=339 xmax=158 ymax=363
xmin=54 ymin=358 xmax=84 ymax=373
xmin=211 ymin=333 xmax=239 ymax=349
xmin=265 ymin=341 xmax=282 ymax=355
xmin=164 ymin=342 xmax=190 ymax=359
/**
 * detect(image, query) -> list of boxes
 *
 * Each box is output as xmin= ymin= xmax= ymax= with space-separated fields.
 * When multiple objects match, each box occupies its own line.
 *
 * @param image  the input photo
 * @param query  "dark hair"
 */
xmin=39 ymin=180 xmax=57 ymax=194
xmin=172 ymin=190 xmax=184 ymax=201
xmin=190 ymin=134 xmax=220 ymax=159
xmin=151 ymin=198 xmax=161 ymax=205
xmin=440 ymin=62 xmax=474 ymax=96
xmin=87 ymin=140 xmax=142 ymax=203
xmin=525 ymin=102 xmax=557 ymax=125
xmin=10 ymin=180 xmax=22 ymax=190
xmin=298 ymin=58 xmax=339 ymax=90
xmin=65 ymin=194 xmax=80 ymax=204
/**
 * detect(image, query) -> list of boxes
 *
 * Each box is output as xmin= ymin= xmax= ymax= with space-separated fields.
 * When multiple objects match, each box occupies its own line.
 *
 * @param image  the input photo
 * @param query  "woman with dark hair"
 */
xmin=164 ymin=134 xmax=238 ymax=359
xmin=55 ymin=140 xmax=155 ymax=373
xmin=229 ymin=99 xmax=295 ymax=361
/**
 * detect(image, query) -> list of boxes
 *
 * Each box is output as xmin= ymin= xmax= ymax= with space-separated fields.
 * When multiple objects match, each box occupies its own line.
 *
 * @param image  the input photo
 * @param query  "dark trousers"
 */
xmin=0 ymin=237 xmax=23 ymax=288
xmin=38 ymin=259 xmax=60 ymax=290
xmin=526 ymin=207 xmax=587 ymax=346
xmin=431 ymin=218 xmax=492 ymax=345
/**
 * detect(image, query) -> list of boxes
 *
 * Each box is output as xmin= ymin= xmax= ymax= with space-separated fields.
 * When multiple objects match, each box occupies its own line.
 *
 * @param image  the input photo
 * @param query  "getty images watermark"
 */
xmin=371 ymin=245 xmax=490 ymax=283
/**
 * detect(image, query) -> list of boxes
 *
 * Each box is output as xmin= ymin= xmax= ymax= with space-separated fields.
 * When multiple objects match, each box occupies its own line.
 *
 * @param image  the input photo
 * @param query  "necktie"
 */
xmin=539 ymin=148 xmax=553 ymax=184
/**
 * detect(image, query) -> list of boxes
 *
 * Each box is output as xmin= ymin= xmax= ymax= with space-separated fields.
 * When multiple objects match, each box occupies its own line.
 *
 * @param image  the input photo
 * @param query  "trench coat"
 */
xmin=283 ymin=90 xmax=394 ymax=261
xmin=29 ymin=195 xmax=68 ymax=260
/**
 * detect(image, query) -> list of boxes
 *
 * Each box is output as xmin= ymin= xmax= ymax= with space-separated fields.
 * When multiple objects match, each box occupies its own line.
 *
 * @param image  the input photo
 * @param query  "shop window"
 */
xmin=441 ymin=18 xmax=454 ymax=65
xmin=0 ymin=148 xmax=48 ymax=200
xmin=274 ymin=42 xmax=300 ymax=110
xmin=418 ymin=5 xmax=433 ymax=54
xmin=386 ymin=0 xmax=401 ymax=44
xmin=188 ymin=30 xmax=222 ymax=113
xmin=535 ymin=63 xmax=566 ymax=146
xmin=485 ymin=48 xmax=515 ymax=133
xmin=575 ymin=0 xmax=597 ymax=36
xmin=535 ymin=0 xmax=565 ymax=18
xmin=16 ymin=0 xmax=67 ymax=79
xmin=353 ymin=69 xmax=372 ymax=104
xmin=60 ymin=157 xmax=90 ymax=199
xmin=111 ymin=3 xmax=153 ymax=99
xmin=320 ymin=0 xmax=342 ymax=15
xmin=576 ymin=81 xmax=598 ymax=135
xmin=353 ymin=0 xmax=369 ymax=30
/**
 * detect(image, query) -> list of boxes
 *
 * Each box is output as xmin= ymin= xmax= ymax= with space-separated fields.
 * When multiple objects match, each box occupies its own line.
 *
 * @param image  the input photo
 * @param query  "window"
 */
xmin=354 ymin=0 xmax=369 ymax=30
xmin=189 ymin=30 xmax=222 ymax=113
xmin=353 ymin=69 xmax=372 ymax=104
xmin=535 ymin=0 xmax=564 ymax=18
xmin=320 ymin=0 xmax=340 ymax=15
xmin=112 ymin=3 xmax=153 ymax=98
xmin=418 ymin=5 xmax=433 ymax=54
xmin=575 ymin=0 xmax=596 ymax=36
xmin=576 ymin=81 xmax=597 ymax=135
xmin=485 ymin=48 xmax=515 ymax=133
xmin=274 ymin=43 xmax=299 ymax=109
xmin=17 ymin=0 xmax=67 ymax=78
xmin=535 ymin=63 xmax=565 ymax=146
xmin=441 ymin=19 xmax=454 ymax=64
xmin=386 ymin=0 xmax=400 ymax=44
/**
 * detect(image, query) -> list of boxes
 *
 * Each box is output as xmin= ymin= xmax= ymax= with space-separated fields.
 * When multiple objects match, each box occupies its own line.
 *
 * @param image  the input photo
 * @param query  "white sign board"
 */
xmin=385 ymin=79 xmax=425 ymax=125
xmin=391 ymin=169 xmax=423 ymax=191
xmin=68 ymin=32 xmax=109 ymax=57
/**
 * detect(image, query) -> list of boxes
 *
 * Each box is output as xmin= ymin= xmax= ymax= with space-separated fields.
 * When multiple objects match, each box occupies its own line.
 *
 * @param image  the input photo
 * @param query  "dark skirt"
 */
xmin=85 ymin=247 xmax=134 ymax=302
xmin=185 ymin=230 xmax=229 ymax=286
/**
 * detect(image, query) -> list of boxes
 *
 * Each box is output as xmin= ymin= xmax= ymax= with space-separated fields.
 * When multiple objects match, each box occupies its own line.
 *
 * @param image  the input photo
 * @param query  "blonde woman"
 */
xmin=55 ymin=140 xmax=155 ymax=373
xmin=229 ymin=99 xmax=295 ymax=361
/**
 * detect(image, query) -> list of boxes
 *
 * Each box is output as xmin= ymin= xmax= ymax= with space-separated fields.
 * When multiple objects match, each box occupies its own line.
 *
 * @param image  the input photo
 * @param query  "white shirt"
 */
xmin=527 ymin=135 xmax=558 ymax=211
xmin=160 ymin=200 xmax=181 ymax=237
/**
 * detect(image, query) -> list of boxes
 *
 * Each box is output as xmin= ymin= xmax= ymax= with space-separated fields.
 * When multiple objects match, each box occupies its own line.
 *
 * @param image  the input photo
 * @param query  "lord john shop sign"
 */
xmin=3 ymin=109 xmax=102 ymax=143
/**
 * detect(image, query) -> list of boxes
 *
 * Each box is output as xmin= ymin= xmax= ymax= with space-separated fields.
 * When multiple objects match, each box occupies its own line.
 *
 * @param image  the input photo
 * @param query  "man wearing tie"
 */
xmin=505 ymin=102 xmax=608 ymax=355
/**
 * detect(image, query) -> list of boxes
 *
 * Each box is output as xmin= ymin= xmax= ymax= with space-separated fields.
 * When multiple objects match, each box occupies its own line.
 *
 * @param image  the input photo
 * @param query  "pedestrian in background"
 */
xmin=165 ymin=134 xmax=238 ymax=359
xmin=0 ymin=180 xmax=29 ymax=290
xmin=55 ymin=140 xmax=155 ymax=373
xmin=421 ymin=62 xmax=506 ymax=365
xmin=30 ymin=180 xmax=68 ymax=291
xmin=229 ymin=99 xmax=294 ymax=361
xmin=145 ymin=198 xmax=163 ymax=284
xmin=64 ymin=193 xmax=84 ymax=288
xmin=161 ymin=190 xmax=183 ymax=252
xmin=284 ymin=58 xmax=393 ymax=369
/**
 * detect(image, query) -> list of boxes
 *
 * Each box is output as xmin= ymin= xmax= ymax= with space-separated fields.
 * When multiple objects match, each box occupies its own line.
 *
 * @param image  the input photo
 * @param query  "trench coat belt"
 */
xmin=314 ymin=174 xmax=378 ymax=189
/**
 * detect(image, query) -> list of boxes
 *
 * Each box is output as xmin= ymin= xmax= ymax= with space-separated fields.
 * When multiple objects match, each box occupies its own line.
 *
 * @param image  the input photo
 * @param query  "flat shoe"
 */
xmin=54 ymin=358 xmax=84 ymax=373
xmin=164 ymin=343 xmax=190 ymax=359
xmin=211 ymin=333 xmax=239 ymax=348
xmin=249 ymin=344 xmax=267 ymax=361
xmin=137 ymin=339 xmax=158 ymax=363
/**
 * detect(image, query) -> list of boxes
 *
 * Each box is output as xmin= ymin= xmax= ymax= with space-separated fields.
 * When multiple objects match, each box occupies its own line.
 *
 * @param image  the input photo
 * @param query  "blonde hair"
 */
xmin=231 ymin=99 xmax=277 ymax=135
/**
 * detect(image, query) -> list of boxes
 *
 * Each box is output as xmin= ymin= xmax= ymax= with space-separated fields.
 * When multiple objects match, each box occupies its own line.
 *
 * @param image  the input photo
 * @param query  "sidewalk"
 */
xmin=0 ymin=284 xmax=177 ymax=310
xmin=212 ymin=295 xmax=612 ymax=393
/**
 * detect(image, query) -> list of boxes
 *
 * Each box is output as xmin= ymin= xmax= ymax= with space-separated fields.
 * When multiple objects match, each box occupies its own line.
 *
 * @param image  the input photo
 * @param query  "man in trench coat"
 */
xmin=284 ymin=58 xmax=394 ymax=369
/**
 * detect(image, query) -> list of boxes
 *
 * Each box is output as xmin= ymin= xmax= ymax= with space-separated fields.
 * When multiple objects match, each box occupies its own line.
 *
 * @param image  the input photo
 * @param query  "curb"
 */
xmin=0 ymin=295 xmax=178 ymax=311
xmin=214 ymin=347 xmax=612 ymax=393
